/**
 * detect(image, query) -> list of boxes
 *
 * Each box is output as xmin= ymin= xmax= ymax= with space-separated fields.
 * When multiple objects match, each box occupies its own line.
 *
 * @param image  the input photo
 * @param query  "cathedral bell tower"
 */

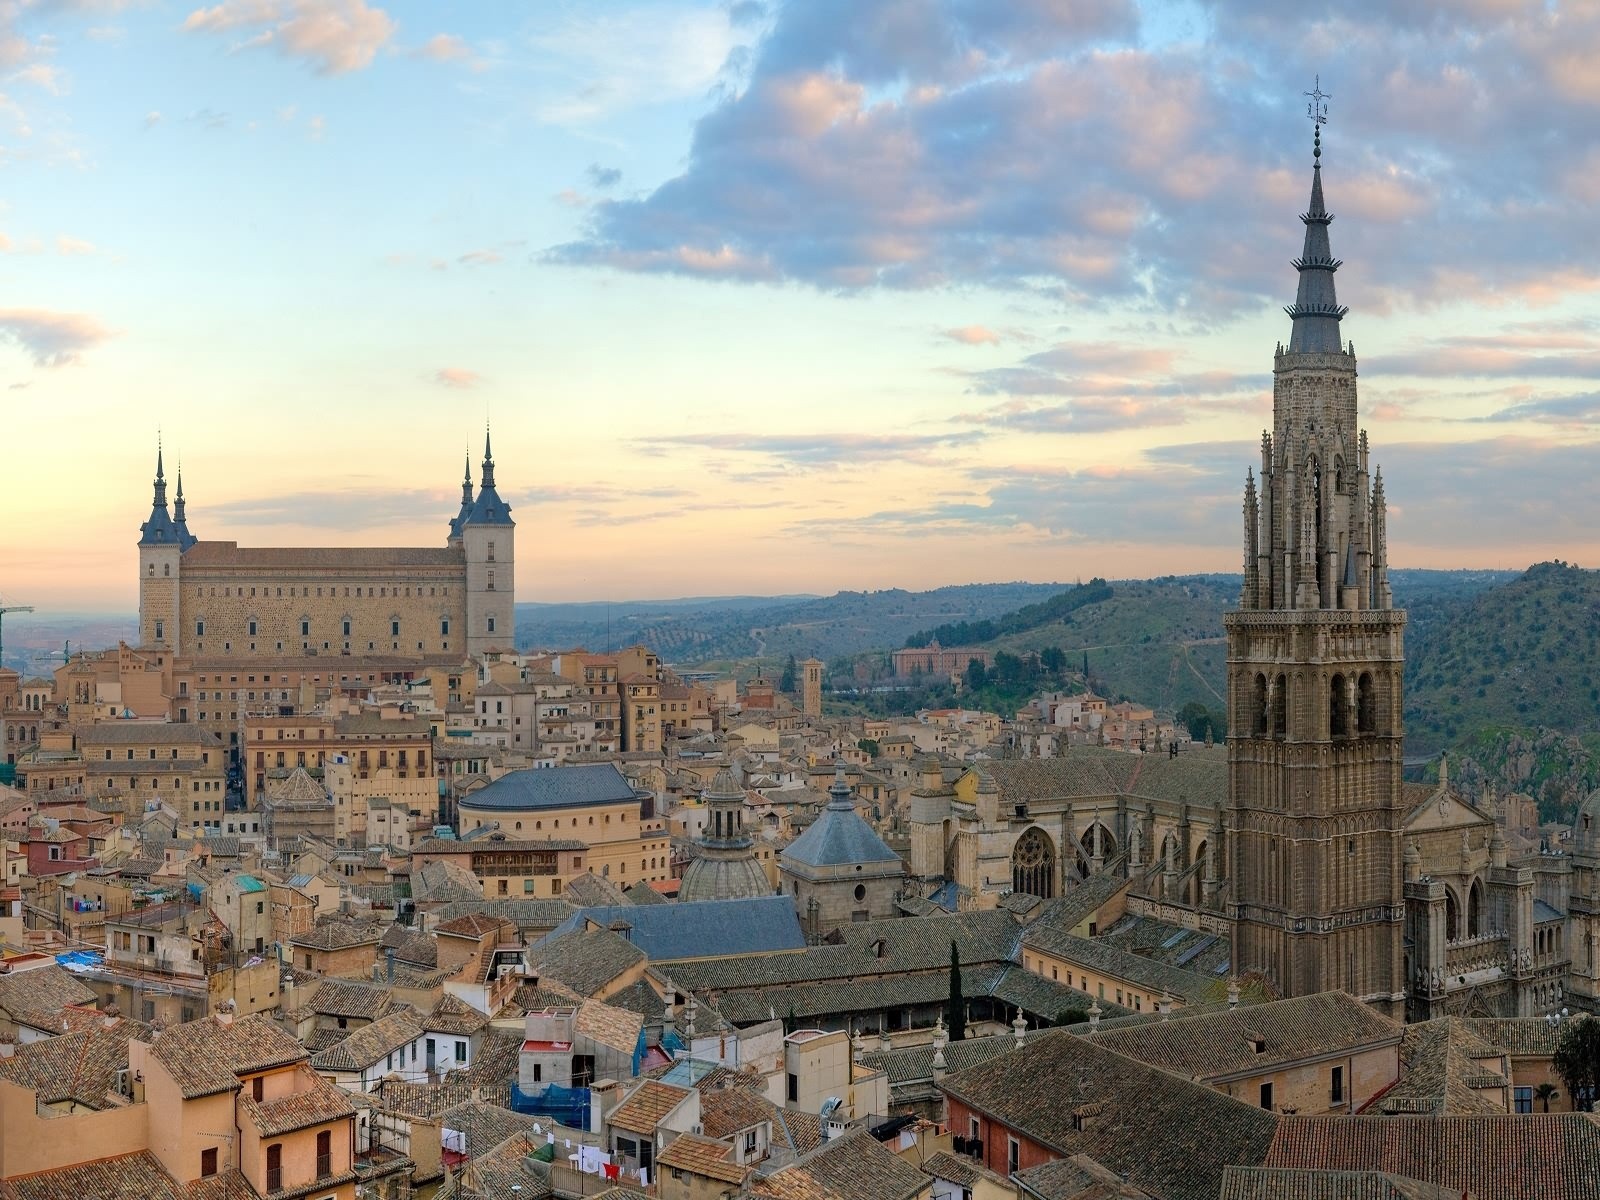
xmin=1226 ymin=95 xmax=1406 ymax=1018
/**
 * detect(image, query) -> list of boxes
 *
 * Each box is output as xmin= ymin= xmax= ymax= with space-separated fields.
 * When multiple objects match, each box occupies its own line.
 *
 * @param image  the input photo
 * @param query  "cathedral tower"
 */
xmin=1225 ymin=111 xmax=1407 ymax=1017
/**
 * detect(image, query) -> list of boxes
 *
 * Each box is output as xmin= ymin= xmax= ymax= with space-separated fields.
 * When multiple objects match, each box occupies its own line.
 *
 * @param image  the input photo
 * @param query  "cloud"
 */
xmin=0 ymin=308 xmax=114 ymax=366
xmin=942 ymin=325 xmax=1002 ymax=346
xmin=586 ymin=163 xmax=622 ymax=189
xmin=182 ymin=0 xmax=396 ymax=75
xmin=11 ymin=63 xmax=65 ymax=94
xmin=143 ymin=110 xmax=161 ymax=128
xmin=528 ymin=6 xmax=745 ymax=126
xmin=414 ymin=32 xmax=472 ymax=64
xmin=640 ymin=429 xmax=986 ymax=468
xmin=204 ymin=487 xmax=446 ymax=529
xmin=456 ymin=248 xmax=501 ymax=266
xmin=544 ymin=0 xmax=1600 ymax=319
xmin=55 ymin=234 xmax=93 ymax=255
xmin=432 ymin=367 xmax=480 ymax=389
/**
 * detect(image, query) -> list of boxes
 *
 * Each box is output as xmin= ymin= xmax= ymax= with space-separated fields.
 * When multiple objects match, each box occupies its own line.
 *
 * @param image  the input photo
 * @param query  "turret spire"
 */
xmin=1285 ymin=82 xmax=1348 ymax=354
xmin=138 ymin=437 xmax=179 ymax=547
xmin=172 ymin=458 xmax=196 ymax=548
xmin=480 ymin=425 xmax=496 ymax=490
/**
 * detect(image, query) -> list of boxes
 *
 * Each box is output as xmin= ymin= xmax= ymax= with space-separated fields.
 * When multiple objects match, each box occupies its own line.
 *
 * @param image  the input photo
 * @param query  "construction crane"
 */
xmin=0 ymin=595 xmax=34 ymax=668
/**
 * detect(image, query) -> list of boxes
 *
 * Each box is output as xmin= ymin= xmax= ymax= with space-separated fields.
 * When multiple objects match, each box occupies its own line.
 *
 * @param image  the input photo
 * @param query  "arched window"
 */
xmin=1330 ymin=674 xmax=1348 ymax=738
xmin=1273 ymin=674 xmax=1288 ymax=737
xmin=1468 ymin=879 xmax=1483 ymax=938
xmin=1357 ymin=673 xmax=1376 ymax=733
xmin=1445 ymin=887 xmax=1460 ymax=941
xmin=1012 ymin=827 xmax=1056 ymax=899
xmin=1253 ymin=674 xmax=1268 ymax=736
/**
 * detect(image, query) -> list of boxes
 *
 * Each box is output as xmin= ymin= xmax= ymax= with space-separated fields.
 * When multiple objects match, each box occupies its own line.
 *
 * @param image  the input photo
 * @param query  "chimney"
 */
xmin=879 ymin=1023 xmax=892 ymax=1053
xmin=385 ymin=946 xmax=396 ymax=983
xmin=1157 ymin=991 xmax=1173 ymax=1020
xmin=1087 ymin=1000 xmax=1101 ymax=1031
xmin=1012 ymin=1009 xmax=1027 ymax=1047
xmin=1227 ymin=979 xmax=1240 ymax=1010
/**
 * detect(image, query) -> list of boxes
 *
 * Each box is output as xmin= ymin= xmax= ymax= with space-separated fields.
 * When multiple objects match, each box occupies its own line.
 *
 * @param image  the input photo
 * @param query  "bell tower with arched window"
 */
xmin=1225 ymin=115 xmax=1406 ymax=1018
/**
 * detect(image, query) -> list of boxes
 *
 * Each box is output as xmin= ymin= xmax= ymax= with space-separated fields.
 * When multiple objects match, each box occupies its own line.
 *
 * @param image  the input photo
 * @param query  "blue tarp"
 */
xmin=509 ymin=1083 xmax=590 ymax=1130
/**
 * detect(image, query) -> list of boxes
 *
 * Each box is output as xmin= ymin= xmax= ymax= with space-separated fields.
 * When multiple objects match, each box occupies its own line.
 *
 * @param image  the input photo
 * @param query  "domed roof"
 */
xmin=1576 ymin=788 xmax=1600 ymax=842
xmin=781 ymin=762 xmax=901 ymax=872
xmin=679 ymin=854 xmax=771 ymax=904
xmin=704 ymin=767 xmax=743 ymax=800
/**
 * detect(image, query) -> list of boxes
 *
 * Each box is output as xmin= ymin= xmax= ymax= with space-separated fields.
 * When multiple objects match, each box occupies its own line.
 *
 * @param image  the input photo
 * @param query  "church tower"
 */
xmin=1225 ymin=106 xmax=1407 ymax=1018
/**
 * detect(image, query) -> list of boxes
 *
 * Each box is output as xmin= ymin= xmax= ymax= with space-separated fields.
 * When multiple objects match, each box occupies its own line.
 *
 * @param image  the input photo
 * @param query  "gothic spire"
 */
xmin=461 ymin=425 xmax=513 ymax=528
xmin=1284 ymin=122 xmax=1349 ymax=354
xmin=462 ymin=451 xmax=473 ymax=504
xmin=138 ymin=438 xmax=178 ymax=547
xmin=172 ymin=459 xmax=196 ymax=549
xmin=481 ymin=425 xmax=495 ymax=490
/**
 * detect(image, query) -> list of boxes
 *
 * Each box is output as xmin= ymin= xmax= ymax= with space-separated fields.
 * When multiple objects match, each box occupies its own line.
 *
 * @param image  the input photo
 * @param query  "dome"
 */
xmin=679 ymin=854 xmax=771 ymax=904
xmin=1576 ymin=788 xmax=1600 ymax=848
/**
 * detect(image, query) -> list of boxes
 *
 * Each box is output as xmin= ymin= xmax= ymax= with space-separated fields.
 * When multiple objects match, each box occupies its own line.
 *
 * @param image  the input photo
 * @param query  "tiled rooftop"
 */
xmin=607 ymin=1079 xmax=692 ymax=1135
xmin=655 ymin=1132 xmax=748 ymax=1184
xmin=146 ymin=1013 xmax=307 ymax=1099
xmin=1088 ymin=991 xmax=1402 ymax=1081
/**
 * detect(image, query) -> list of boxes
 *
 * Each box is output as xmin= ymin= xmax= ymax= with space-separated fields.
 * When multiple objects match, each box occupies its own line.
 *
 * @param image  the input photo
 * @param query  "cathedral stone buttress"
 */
xmin=1226 ymin=124 xmax=1407 ymax=1018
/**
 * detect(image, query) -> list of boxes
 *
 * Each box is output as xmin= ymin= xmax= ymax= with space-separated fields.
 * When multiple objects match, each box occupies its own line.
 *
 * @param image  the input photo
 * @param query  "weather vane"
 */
xmin=1305 ymin=75 xmax=1330 ymax=126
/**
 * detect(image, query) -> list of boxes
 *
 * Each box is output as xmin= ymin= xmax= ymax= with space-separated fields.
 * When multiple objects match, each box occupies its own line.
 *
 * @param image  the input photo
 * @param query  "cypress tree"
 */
xmin=947 ymin=941 xmax=966 ymax=1041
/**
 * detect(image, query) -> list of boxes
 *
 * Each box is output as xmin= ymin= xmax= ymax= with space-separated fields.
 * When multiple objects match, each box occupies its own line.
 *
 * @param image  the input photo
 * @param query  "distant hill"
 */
xmin=1404 ymin=561 xmax=1600 ymax=756
xmin=514 ymin=583 xmax=1066 ymax=667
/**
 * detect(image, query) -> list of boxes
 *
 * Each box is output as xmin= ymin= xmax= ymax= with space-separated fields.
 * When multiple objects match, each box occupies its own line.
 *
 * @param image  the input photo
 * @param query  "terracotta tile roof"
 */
xmin=147 ymin=1014 xmax=307 ymax=1099
xmin=792 ymin=1127 xmax=929 ymax=1200
xmin=367 ymin=1030 xmax=520 ymax=1118
xmin=1265 ymin=1113 xmax=1600 ymax=1199
xmin=310 ymin=1007 xmax=423 ymax=1073
xmin=750 ymin=1167 xmax=847 ymax=1200
xmin=656 ymin=1132 xmax=748 ymax=1184
xmin=0 ymin=965 xmax=97 ymax=1029
xmin=1218 ymin=1166 xmax=1468 ymax=1200
xmin=240 ymin=1065 xmax=357 ymax=1137
xmin=1463 ymin=1016 xmax=1565 ymax=1056
xmin=0 ymin=1151 xmax=204 ymax=1200
xmin=1013 ymin=1153 xmax=1153 ymax=1199
xmin=572 ymin=997 xmax=643 ymax=1056
xmin=1088 ymin=991 xmax=1401 ymax=1081
xmin=433 ymin=912 xmax=509 ymax=940
xmin=1380 ymin=1018 xmax=1509 ymax=1115
xmin=306 ymin=978 xmax=403 ymax=1022
xmin=941 ymin=1028 xmax=1279 ymax=1200
xmin=526 ymin=928 xmax=644 ymax=997
xmin=436 ymin=1098 xmax=536 ymax=1161
xmin=291 ymin=917 xmax=385 ymax=951
xmin=425 ymin=994 xmax=490 ymax=1037
xmin=697 ymin=1082 xmax=774 ymax=1138
xmin=0 ymin=1017 xmax=147 ymax=1109
xmin=607 ymin=1079 xmax=692 ymax=1135
xmin=437 ymin=1131 xmax=551 ymax=1198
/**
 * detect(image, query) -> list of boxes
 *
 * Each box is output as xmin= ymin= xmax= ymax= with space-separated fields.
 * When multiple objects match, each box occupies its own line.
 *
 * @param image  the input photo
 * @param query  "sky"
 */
xmin=4 ymin=0 xmax=1600 ymax=611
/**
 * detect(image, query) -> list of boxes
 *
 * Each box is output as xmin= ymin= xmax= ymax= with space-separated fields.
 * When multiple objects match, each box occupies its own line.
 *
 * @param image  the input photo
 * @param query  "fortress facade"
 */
xmin=136 ymin=434 xmax=515 ymax=663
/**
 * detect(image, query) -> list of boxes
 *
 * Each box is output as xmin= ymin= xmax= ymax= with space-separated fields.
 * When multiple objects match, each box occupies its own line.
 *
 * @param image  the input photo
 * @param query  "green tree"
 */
xmin=857 ymin=738 xmax=880 ymax=758
xmin=964 ymin=659 xmax=988 ymax=691
xmin=1553 ymin=1017 xmax=1600 ymax=1111
xmin=780 ymin=654 xmax=797 ymax=694
xmin=1040 ymin=646 xmax=1067 ymax=675
xmin=992 ymin=650 xmax=1026 ymax=686
xmin=1535 ymin=1081 xmax=1561 ymax=1113
xmin=1177 ymin=700 xmax=1226 ymax=743
xmin=947 ymin=942 xmax=966 ymax=1041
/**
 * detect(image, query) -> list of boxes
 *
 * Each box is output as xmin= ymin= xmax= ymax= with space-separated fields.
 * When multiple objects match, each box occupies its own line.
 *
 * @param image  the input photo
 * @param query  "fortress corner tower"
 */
xmin=1225 ymin=113 xmax=1407 ymax=1018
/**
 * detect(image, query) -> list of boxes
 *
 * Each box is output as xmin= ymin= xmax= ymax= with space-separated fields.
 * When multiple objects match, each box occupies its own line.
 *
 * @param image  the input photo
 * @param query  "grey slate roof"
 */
xmin=538 ymin=896 xmax=805 ymax=962
xmin=780 ymin=802 xmax=901 ymax=870
xmin=457 ymin=762 xmax=637 ymax=813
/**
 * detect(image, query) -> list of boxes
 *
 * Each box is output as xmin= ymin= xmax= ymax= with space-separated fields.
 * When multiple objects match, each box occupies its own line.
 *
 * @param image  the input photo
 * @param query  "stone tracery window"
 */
xmin=1012 ymin=827 xmax=1056 ymax=899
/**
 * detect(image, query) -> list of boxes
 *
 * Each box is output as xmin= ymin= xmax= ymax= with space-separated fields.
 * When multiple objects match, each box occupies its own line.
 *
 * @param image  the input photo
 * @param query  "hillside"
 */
xmin=1404 ymin=561 xmax=1600 ymax=756
xmin=514 ymin=583 xmax=1065 ymax=666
